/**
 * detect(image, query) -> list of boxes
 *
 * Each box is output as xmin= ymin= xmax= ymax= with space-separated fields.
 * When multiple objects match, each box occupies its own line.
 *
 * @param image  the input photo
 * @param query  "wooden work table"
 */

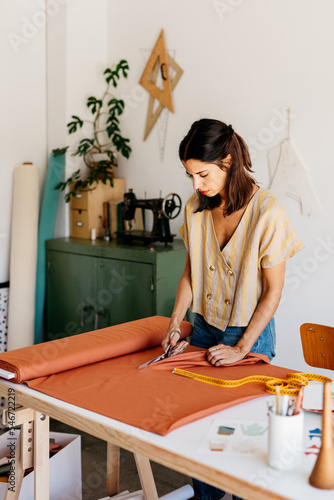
xmin=0 ymin=377 xmax=331 ymax=500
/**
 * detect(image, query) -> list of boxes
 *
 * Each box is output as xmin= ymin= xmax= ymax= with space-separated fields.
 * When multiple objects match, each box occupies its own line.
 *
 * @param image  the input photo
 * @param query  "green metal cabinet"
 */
xmin=46 ymin=238 xmax=186 ymax=340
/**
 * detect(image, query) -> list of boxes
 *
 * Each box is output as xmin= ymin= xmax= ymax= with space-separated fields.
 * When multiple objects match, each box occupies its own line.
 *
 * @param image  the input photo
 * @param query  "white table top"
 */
xmin=0 ymin=378 xmax=331 ymax=500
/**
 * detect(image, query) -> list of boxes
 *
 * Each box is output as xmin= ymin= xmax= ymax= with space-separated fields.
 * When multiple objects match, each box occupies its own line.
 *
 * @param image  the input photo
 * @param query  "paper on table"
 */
xmin=303 ymin=381 xmax=334 ymax=412
xmin=197 ymin=418 xmax=268 ymax=456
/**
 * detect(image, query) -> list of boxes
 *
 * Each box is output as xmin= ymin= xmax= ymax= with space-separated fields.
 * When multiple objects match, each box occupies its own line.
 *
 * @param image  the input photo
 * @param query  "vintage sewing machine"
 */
xmin=117 ymin=189 xmax=182 ymax=246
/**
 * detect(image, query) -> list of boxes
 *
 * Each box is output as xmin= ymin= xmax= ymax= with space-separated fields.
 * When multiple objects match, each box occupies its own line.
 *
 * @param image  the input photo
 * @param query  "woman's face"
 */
xmin=183 ymin=157 xmax=231 ymax=198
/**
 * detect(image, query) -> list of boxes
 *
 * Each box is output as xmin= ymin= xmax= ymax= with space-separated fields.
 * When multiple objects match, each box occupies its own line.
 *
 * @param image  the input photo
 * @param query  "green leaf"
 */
xmin=55 ymin=181 xmax=65 ymax=190
xmin=73 ymin=138 xmax=94 ymax=156
xmin=106 ymin=122 xmax=120 ymax=138
xmin=67 ymin=115 xmax=84 ymax=134
xmin=107 ymin=98 xmax=124 ymax=116
xmin=106 ymin=113 xmax=119 ymax=124
xmin=52 ymin=147 xmax=69 ymax=156
xmin=54 ymin=168 xmax=81 ymax=193
xmin=106 ymin=150 xmax=116 ymax=164
xmin=87 ymin=96 xmax=103 ymax=114
xmin=106 ymin=71 xmax=119 ymax=87
xmin=111 ymin=133 xmax=131 ymax=158
xmin=122 ymin=143 xmax=131 ymax=159
xmin=117 ymin=59 xmax=129 ymax=78
xmin=105 ymin=60 xmax=129 ymax=85
xmin=112 ymin=133 xmax=122 ymax=149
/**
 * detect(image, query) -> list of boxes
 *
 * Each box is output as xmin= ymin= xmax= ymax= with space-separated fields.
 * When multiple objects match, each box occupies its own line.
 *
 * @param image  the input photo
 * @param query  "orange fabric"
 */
xmin=0 ymin=316 xmax=297 ymax=435
xmin=25 ymin=346 xmax=295 ymax=435
xmin=0 ymin=316 xmax=191 ymax=383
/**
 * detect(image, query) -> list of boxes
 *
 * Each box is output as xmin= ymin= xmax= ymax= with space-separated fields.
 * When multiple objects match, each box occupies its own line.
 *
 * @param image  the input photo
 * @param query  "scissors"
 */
xmin=138 ymin=331 xmax=188 ymax=370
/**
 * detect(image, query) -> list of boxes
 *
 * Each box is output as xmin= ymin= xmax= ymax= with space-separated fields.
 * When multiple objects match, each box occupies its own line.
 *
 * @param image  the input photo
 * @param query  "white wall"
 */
xmin=52 ymin=0 xmax=109 ymax=236
xmin=0 ymin=0 xmax=47 ymax=282
xmin=106 ymin=0 xmax=334 ymax=374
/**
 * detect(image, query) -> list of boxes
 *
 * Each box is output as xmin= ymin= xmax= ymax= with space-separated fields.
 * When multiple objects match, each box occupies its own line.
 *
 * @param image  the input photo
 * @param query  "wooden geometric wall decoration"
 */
xmin=139 ymin=29 xmax=174 ymax=113
xmin=143 ymin=53 xmax=183 ymax=141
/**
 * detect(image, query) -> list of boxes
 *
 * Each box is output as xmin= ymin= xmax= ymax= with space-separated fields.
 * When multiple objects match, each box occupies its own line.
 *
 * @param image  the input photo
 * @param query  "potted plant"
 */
xmin=54 ymin=59 xmax=131 ymax=202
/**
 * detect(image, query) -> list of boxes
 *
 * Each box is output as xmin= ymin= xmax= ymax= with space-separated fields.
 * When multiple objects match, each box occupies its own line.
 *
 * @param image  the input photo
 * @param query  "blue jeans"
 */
xmin=191 ymin=314 xmax=276 ymax=500
xmin=191 ymin=314 xmax=276 ymax=360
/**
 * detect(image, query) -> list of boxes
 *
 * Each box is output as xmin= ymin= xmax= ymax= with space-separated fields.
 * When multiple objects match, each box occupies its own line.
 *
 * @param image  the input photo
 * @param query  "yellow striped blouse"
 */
xmin=179 ymin=188 xmax=304 ymax=330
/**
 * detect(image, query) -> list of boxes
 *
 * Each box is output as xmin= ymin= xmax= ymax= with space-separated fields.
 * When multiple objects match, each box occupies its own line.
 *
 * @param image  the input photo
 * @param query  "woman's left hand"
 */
xmin=207 ymin=344 xmax=246 ymax=366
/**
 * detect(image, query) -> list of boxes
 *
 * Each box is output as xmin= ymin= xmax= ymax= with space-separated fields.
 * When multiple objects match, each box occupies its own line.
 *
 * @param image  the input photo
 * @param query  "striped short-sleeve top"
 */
xmin=179 ymin=188 xmax=304 ymax=331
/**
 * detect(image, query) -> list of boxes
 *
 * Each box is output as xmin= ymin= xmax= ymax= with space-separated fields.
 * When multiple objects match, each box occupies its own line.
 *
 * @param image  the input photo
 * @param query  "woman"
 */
xmin=162 ymin=119 xmax=303 ymax=500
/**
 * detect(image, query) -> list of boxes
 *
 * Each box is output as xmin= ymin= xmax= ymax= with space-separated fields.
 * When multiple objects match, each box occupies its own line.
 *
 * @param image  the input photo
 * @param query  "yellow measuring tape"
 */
xmin=172 ymin=368 xmax=332 ymax=396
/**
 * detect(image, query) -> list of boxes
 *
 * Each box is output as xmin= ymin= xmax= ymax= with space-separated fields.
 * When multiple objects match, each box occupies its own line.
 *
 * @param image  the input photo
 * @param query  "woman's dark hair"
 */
xmin=179 ymin=118 xmax=256 ymax=216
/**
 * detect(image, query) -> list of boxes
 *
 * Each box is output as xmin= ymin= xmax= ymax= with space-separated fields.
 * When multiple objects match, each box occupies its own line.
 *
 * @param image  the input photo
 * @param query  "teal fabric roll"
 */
xmin=34 ymin=153 xmax=65 ymax=344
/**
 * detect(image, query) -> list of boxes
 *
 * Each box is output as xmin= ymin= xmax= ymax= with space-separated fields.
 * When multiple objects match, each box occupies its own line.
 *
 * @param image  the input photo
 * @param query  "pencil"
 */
xmin=276 ymin=385 xmax=280 ymax=415
xmin=293 ymin=386 xmax=304 ymax=415
xmin=281 ymin=394 xmax=289 ymax=416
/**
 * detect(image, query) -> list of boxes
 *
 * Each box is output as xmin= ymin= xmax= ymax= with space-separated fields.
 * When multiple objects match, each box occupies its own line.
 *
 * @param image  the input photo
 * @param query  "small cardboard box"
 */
xmin=0 ymin=431 xmax=82 ymax=500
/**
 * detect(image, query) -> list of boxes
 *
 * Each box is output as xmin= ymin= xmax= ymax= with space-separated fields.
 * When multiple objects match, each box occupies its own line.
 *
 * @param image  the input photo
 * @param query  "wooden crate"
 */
xmin=70 ymin=178 xmax=125 ymax=238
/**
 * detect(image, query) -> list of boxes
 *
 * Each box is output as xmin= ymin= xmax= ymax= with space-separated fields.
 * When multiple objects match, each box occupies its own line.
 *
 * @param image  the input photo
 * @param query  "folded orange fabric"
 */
xmin=0 ymin=316 xmax=192 ymax=383
xmin=25 ymin=346 xmax=295 ymax=435
xmin=0 ymin=316 xmax=296 ymax=435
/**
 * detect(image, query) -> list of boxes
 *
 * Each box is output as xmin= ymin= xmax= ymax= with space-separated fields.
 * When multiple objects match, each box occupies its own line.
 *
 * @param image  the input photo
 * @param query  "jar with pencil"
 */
xmin=267 ymin=384 xmax=304 ymax=471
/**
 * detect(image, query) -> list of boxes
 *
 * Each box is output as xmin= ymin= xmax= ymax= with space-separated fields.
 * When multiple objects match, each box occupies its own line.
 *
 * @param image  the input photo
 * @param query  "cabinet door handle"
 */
xmin=94 ymin=310 xmax=105 ymax=330
xmin=80 ymin=306 xmax=86 ymax=327
xmin=80 ymin=305 xmax=92 ymax=327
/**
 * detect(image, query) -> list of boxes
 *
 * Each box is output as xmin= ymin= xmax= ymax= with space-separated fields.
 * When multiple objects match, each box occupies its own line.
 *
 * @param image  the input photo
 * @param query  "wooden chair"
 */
xmin=300 ymin=323 xmax=334 ymax=370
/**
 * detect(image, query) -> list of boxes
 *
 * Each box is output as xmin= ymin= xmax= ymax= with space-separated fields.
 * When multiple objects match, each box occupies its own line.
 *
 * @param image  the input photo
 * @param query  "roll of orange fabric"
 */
xmin=0 ymin=316 xmax=192 ymax=383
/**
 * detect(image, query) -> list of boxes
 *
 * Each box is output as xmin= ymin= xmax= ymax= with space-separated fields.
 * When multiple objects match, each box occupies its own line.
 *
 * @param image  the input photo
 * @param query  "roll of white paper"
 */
xmin=7 ymin=163 xmax=39 ymax=350
xmin=106 ymin=485 xmax=194 ymax=500
xmin=159 ymin=485 xmax=194 ymax=500
xmin=105 ymin=492 xmax=143 ymax=500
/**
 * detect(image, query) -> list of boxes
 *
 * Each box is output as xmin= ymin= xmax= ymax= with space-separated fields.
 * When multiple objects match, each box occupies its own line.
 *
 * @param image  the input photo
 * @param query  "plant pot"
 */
xmin=86 ymin=152 xmax=110 ymax=164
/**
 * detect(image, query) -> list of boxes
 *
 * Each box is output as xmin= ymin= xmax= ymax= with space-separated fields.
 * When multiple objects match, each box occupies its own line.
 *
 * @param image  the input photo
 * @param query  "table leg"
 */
xmin=33 ymin=412 xmax=49 ymax=500
xmin=4 ymin=434 xmax=24 ymax=500
xmin=106 ymin=443 xmax=120 ymax=496
xmin=134 ymin=453 xmax=158 ymax=500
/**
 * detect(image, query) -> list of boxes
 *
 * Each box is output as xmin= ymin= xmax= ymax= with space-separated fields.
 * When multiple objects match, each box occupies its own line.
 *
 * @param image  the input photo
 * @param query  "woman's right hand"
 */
xmin=161 ymin=327 xmax=181 ymax=352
